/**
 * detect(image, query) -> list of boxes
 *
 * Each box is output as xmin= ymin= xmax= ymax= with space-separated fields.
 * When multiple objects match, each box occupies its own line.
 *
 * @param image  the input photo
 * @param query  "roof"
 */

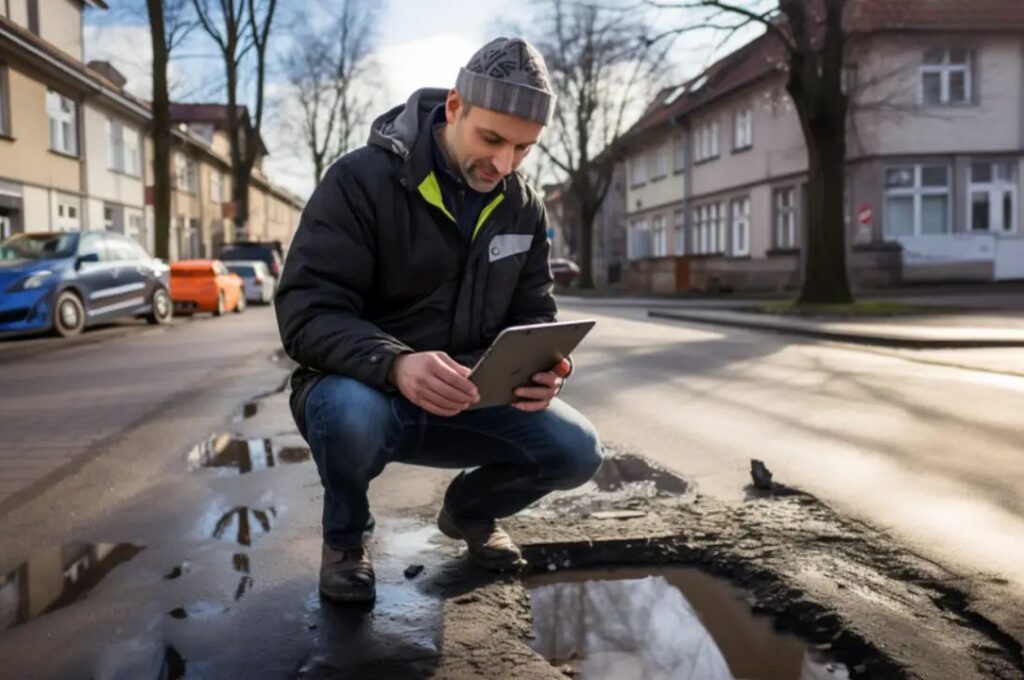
xmin=848 ymin=0 xmax=1024 ymax=32
xmin=619 ymin=0 xmax=1024 ymax=147
xmin=170 ymin=103 xmax=269 ymax=155
xmin=0 ymin=15 xmax=148 ymax=119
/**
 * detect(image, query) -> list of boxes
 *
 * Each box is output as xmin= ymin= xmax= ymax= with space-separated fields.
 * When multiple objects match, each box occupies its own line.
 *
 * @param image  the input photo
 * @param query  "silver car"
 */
xmin=225 ymin=260 xmax=276 ymax=304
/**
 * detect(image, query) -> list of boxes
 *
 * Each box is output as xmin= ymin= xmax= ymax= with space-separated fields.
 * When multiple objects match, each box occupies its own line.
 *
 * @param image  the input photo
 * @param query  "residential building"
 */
xmin=0 ymin=2 xmax=303 ymax=259
xmin=614 ymin=0 xmax=1024 ymax=293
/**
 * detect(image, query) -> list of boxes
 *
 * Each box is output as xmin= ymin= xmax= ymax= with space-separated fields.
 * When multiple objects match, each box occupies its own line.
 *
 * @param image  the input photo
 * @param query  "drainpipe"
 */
xmin=79 ymin=94 xmax=91 ymax=231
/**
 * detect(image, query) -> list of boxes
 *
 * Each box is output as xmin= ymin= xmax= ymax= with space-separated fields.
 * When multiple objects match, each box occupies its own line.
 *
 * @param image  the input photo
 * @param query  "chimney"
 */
xmin=87 ymin=60 xmax=127 ymax=89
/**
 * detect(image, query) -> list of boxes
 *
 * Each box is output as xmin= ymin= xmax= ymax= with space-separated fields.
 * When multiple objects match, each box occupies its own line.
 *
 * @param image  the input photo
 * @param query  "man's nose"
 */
xmin=493 ymin=146 xmax=514 ymax=176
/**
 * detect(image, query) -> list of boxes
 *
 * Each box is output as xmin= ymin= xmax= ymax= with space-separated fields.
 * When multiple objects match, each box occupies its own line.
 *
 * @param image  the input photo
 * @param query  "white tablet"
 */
xmin=467 ymin=320 xmax=596 ymax=409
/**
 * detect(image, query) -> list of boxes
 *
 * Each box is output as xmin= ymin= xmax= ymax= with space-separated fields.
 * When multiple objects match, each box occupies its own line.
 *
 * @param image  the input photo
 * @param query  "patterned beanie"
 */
xmin=455 ymin=37 xmax=556 ymax=125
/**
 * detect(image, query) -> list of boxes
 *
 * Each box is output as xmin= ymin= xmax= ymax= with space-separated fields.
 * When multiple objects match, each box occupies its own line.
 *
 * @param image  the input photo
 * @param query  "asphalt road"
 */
xmin=0 ymin=306 xmax=283 ymax=510
xmin=0 ymin=297 xmax=1022 ymax=676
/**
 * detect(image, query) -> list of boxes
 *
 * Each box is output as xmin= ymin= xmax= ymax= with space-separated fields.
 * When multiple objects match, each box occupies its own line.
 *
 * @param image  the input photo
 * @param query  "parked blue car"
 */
xmin=0 ymin=231 xmax=173 ymax=338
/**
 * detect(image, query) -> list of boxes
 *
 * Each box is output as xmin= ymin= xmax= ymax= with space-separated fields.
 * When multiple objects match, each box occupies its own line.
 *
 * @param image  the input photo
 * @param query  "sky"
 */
xmin=84 ymin=1 xmax=761 ymax=200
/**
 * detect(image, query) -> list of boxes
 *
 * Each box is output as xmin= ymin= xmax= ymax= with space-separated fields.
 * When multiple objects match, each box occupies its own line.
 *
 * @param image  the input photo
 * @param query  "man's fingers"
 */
xmin=432 ymin=356 xmax=479 ymax=401
xmin=552 ymin=358 xmax=571 ymax=378
xmin=513 ymin=398 xmax=549 ymax=412
xmin=420 ymin=373 xmax=476 ymax=406
xmin=529 ymin=372 xmax=562 ymax=388
xmin=437 ymin=353 xmax=472 ymax=377
xmin=419 ymin=382 xmax=472 ymax=411
xmin=415 ymin=392 xmax=464 ymax=417
xmin=515 ymin=385 xmax=558 ymax=401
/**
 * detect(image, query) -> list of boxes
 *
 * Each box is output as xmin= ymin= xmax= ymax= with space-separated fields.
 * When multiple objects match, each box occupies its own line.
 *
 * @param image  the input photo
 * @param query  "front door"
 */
xmin=0 ymin=215 xmax=11 ymax=240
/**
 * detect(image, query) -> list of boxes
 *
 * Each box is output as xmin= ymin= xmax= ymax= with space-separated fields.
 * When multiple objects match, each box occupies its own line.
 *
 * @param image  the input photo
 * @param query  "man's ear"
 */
xmin=445 ymin=89 xmax=462 ymax=125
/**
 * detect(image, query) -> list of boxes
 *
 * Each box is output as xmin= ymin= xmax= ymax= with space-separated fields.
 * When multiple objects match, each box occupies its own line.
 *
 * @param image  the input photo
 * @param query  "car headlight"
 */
xmin=7 ymin=271 xmax=54 ymax=292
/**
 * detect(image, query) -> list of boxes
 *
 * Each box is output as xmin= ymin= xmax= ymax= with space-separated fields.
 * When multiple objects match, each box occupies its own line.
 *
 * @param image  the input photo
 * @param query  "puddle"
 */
xmin=233 ymin=552 xmax=253 ymax=601
xmin=528 ymin=566 xmax=849 ymax=680
xmin=241 ymin=402 xmax=259 ymax=419
xmin=210 ymin=506 xmax=277 ymax=546
xmin=167 ymin=601 xmax=224 ymax=620
xmin=187 ymin=434 xmax=311 ymax=474
xmin=95 ymin=639 xmax=185 ymax=680
xmin=0 ymin=543 xmax=144 ymax=630
xmin=591 ymin=454 xmax=689 ymax=496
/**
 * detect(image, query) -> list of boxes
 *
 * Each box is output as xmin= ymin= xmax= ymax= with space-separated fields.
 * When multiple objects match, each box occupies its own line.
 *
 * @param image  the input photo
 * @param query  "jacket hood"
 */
xmin=368 ymin=88 xmax=448 ymax=161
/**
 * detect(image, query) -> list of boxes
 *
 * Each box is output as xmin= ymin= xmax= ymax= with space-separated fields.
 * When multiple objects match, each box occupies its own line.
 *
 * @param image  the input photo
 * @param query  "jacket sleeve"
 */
xmin=506 ymin=198 xmax=558 ymax=327
xmin=275 ymin=159 xmax=412 ymax=390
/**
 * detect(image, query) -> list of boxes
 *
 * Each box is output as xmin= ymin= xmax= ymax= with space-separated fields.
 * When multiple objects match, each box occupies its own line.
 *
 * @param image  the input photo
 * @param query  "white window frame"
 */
xmin=210 ymin=169 xmax=223 ymax=204
xmin=175 ymin=153 xmax=198 ymax=194
xmin=883 ymin=165 xmax=951 ymax=237
xmin=627 ymin=218 xmax=652 ymax=260
xmin=673 ymin=208 xmax=685 ymax=254
xmin=650 ymin=144 xmax=668 ymax=181
xmin=919 ymin=48 xmax=972 ymax=106
xmin=47 ymin=89 xmax=78 ymax=156
xmin=106 ymin=118 xmax=124 ymax=172
xmin=692 ymin=203 xmax=725 ymax=255
xmin=731 ymin=197 xmax=751 ymax=256
xmin=774 ymin=187 xmax=797 ymax=249
xmin=123 ymin=126 xmax=140 ymax=177
xmin=630 ymin=153 xmax=647 ymax=188
xmin=733 ymin=107 xmax=753 ymax=150
xmin=695 ymin=120 xmax=720 ymax=162
xmin=968 ymin=161 xmax=1017 ymax=234
xmin=652 ymin=214 xmax=667 ymax=256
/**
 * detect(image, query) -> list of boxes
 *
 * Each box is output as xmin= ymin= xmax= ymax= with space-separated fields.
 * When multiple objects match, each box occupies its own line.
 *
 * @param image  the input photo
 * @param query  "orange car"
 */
xmin=170 ymin=259 xmax=246 ymax=316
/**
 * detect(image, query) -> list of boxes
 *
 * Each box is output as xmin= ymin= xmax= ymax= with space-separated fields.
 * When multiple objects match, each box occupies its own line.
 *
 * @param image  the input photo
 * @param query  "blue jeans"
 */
xmin=301 ymin=375 xmax=603 ymax=549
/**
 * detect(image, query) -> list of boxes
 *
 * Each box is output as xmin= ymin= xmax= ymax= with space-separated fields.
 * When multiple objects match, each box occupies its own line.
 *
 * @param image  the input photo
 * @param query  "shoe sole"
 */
xmin=319 ymin=584 xmax=376 ymax=604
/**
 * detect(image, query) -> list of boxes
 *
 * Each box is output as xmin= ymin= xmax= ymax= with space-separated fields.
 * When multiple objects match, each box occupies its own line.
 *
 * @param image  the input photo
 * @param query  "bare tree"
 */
xmin=146 ymin=0 xmax=195 ymax=260
xmin=190 ymin=0 xmax=277 ymax=238
xmin=512 ymin=0 xmax=672 ymax=289
xmin=654 ymin=0 xmax=854 ymax=304
xmin=281 ymin=0 xmax=380 ymax=184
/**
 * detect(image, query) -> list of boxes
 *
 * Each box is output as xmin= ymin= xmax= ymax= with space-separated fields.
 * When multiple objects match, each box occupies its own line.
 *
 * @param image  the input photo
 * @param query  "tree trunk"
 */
xmin=225 ymin=65 xmax=249 ymax=239
xmin=578 ymin=207 xmax=597 ymax=289
xmin=147 ymin=0 xmax=171 ymax=260
xmin=799 ymin=121 xmax=852 ymax=304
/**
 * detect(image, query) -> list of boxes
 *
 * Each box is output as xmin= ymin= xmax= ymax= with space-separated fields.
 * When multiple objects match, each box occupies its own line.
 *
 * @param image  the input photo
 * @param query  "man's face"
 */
xmin=444 ymin=91 xmax=544 ymax=193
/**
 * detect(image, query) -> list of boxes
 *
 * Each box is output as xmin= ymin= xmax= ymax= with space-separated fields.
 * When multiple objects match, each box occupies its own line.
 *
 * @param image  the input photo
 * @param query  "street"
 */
xmin=0 ymin=300 xmax=1023 ymax=677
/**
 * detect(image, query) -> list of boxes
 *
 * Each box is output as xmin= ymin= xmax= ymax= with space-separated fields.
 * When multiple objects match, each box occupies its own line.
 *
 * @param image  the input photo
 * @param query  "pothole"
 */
xmin=0 ymin=543 xmax=144 ymax=630
xmin=591 ymin=454 xmax=690 ymax=495
xmin=187 ymin=434 xmax=311 ymax=474
xmin=527 ymin=566 xmax=848 ymax=679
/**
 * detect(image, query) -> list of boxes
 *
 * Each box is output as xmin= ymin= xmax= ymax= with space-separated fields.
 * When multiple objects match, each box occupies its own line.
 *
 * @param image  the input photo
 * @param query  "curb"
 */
xmin=647 ymin=309 xmax=1024 ymax=350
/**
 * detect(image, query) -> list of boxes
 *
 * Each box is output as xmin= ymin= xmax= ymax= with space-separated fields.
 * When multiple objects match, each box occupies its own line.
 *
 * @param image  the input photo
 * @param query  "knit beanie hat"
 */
xmin=455 ymin=37 xmax=556 ymax=125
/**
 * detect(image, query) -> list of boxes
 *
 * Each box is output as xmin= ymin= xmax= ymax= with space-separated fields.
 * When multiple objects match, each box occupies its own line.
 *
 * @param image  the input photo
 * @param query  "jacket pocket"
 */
xmin=487 ymin=234 xmax=533 ymax=263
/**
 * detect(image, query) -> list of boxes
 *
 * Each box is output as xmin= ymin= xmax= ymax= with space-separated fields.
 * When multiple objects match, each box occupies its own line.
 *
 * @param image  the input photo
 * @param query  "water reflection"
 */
xmin=211 ymin=506 xmax=276 ymax=546
xmin=187 ymin=434 xmax=311 ymax=474
xmin=0 ymin=543 xmax=144 ymax=630
xmin=528 ymin=568 xmax=848 ymax=680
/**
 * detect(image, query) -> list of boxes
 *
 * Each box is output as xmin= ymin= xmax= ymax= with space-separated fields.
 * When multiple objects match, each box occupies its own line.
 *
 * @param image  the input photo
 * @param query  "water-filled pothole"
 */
xmin=591 ymin=454 xmax=689 ymax=496
xmin=0 ymin=543 xmax=144 ymax=630
xmin=187 ymin=434 xmax=311 ymax=474
xmin=528 ymin=566 xmax=849 ymax=679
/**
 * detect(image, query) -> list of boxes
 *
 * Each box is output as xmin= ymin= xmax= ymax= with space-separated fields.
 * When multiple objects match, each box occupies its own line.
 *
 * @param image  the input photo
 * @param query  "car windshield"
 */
xmin=220 ymin=246 xmax=273 ymax=262
xmin=0 ymin=233 xmax=79 ymax=260
xmin=227 ymin=265 xmax=256 ymax=276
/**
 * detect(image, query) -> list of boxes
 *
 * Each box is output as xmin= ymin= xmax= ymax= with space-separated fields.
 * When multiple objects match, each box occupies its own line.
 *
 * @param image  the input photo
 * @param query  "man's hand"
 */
xmin=389 ymin=352 xmax=480 ymax=417
xmin=512 ymin=357 xmax=572 ymax=412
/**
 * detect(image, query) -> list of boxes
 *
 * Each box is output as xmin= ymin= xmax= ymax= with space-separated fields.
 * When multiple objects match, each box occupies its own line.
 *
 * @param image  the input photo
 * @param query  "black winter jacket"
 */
xmin=275 ymin=88 xmax=557 ymax=431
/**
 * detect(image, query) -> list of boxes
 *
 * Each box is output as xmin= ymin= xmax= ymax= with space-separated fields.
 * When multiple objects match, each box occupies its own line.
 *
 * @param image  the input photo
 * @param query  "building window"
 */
xmin=648 ymin=144 xmax=668 ymax=181
xmin=731 ymin=197 xmax=751 ymax=256
xmin=673 ymin=208 xmax=685 ymax=254
xmin=651 ymin=214 xmax=667 ymax=256
xmin=47 ymin=90 xmax=78 ymax=156
xmin=969 ymin=161 xmax=1016 ymax=234
xmin=774 ymin=187 xmax=798 ymax=248
xmin=733 ymin=107 xmax=753 ymax=150
xmin=695 ymin=120 xmax=719 ymax=162
xmin=0 ymin=63 xmax=9 ymax=137
xmin=693 ymin=203 xmax=725 ymax=255
xmin=627 ymin=218 xmax=651 ymax=260
xmin=884 ymin=165 xmax=950 ymax=237
xmin=673 ymin=135 xmax=686 ymax=174
xmin=175 ymin=153 xmax=198 ymax=194
xmin=27 ymin=0 xmax=39 ymax=35
xmin=210 ymin=170 xmax=223 ymax=203
xmin=920 ymin=48 xmax=971 ymax=106
xmin=629 ymin=153 xmax=647 ymax=188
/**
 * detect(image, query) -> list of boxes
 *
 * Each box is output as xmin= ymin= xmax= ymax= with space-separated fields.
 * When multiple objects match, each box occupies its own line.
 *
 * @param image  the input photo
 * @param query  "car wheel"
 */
xmin=234 ymin=293 xmax=246 ymax=314
xmin=147 ymin=288 xmax=173 ymax=325
xmin=53 ymin=290 xmax=86 ymax=338
xmin=214 ymin=291 xmax=225 ymax=317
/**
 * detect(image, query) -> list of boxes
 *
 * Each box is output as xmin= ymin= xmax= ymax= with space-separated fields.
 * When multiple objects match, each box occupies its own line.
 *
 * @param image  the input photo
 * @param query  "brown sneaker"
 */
xmin=319 ymin=542 xmax=375 ymax=603
xmin=437 ymin=508 xmax=526 ymax=571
